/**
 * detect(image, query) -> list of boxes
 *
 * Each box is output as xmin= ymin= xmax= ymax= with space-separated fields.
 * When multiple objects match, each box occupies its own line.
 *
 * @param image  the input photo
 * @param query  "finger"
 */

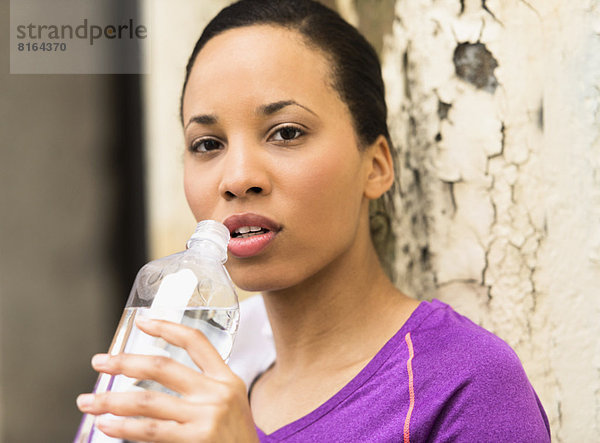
xmin=95 ymin=415 xmax=187 ymax=443
xmin=91 ymin=353 xmax=216 ymax=396
xmin=76 ymin=390 xmax=198 ymax=423
xmin=135 ymin=318 xmax=230 ymax=377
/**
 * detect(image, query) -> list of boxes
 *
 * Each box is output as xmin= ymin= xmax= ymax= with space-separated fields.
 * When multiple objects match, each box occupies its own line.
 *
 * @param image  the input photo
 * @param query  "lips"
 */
xmin=223 ymin=213 xmax=281 ymax=258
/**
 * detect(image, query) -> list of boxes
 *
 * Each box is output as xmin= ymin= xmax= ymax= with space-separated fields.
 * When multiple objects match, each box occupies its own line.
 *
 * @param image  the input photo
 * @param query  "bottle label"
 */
xmin=147 ymin=268 xmax=198 ymax=321
xmin=126 ymin=268 xmax=198 ymax=358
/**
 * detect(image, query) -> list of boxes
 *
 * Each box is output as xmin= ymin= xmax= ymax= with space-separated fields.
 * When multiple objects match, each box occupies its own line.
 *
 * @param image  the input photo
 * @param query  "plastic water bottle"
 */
xmin=74 ymin=220 xmax=240 ymax=443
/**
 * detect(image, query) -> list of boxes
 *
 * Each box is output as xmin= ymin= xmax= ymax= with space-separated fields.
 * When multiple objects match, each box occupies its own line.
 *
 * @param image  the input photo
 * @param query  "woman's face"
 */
xmin=182 ymin=25 xmax=373 ymax=291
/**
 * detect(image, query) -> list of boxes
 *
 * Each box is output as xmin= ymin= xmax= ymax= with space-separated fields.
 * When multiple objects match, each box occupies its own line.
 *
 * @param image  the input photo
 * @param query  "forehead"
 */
xmin=182 ymin=25 xmax=338 ymax=120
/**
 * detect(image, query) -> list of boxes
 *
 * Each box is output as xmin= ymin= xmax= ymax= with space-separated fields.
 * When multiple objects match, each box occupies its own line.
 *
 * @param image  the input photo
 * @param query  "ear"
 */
xmin=363 ymin=135 xmax=395 ymax=200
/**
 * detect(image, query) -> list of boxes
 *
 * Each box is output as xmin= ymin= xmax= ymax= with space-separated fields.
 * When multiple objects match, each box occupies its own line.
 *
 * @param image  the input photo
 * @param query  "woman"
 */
xmin=76 ymin=1 xmax=551 ymax=441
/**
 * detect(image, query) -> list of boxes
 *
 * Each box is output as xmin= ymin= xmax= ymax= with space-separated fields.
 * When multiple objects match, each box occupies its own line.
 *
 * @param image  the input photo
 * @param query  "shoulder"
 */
xmin=407 ymin=299 xmax=537 ymax=399
xmin=409 ymin=299 xmax=522 ymax=373
xmin=405 ymin=299 xmax=550 ymax=442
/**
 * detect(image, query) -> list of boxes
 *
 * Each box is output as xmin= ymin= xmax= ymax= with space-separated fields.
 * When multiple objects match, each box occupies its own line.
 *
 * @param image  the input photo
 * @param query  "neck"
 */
xmin=261 ymin=231 xmax=414 ymax=378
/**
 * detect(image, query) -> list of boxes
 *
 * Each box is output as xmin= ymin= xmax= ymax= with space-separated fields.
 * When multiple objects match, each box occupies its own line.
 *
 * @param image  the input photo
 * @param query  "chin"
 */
xmin=231 ymin=274 xmax=294 ymax=293
xmin=227 ymin=264 xmax=302 ymax=293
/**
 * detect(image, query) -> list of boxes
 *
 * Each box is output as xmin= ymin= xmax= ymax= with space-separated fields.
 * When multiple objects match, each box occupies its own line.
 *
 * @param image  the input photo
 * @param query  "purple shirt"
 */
xmin=255 ymin=299 xmax=550 ymax=442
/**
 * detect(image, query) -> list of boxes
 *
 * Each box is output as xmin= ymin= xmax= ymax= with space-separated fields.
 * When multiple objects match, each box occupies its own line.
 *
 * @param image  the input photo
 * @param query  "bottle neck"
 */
xmin=186 ymin=238 xmax=227 ymax=263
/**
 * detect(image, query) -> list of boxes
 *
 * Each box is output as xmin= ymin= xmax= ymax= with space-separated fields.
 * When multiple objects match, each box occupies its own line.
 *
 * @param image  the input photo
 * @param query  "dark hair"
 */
xmin=180 ymin=0 xmax=397 ymax=277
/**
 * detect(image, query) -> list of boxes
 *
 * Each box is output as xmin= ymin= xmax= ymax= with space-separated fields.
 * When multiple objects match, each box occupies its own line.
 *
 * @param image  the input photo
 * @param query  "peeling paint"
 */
xmin=437 ymin=99 xmax=452 ymax=120
xmin=382 ymin=0 xmax=600 ymax=440
xmin=453 ymin=42 xmax=499 ymax=92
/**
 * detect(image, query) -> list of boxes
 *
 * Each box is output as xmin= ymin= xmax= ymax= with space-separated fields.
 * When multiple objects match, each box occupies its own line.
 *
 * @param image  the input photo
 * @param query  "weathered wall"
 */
xmin=379 ymin=0 xmax=600 ymax=440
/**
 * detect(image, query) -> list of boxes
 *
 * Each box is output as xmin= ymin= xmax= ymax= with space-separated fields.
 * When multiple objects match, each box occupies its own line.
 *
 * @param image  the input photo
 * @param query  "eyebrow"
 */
xmin=185 ymin=113 xmax=218 ymax=129
xmin=258 ymin=100 xmax=317 ymax=117
xmin=185 ymin=100 xmax=317 ymax=129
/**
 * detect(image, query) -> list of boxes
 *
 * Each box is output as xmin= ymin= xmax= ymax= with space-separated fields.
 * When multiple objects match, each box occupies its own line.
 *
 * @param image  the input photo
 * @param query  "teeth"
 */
xmin=235 ymin=226 xmax=262 ymax=234
xmin=233 ymin=226 xmax=267 ymax=238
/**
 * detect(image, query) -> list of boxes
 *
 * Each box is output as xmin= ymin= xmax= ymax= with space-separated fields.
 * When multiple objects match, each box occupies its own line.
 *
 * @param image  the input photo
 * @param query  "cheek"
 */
xmin=280 ymin=148 xmax=365 ymax=229
xmin=183 ymin=162 xmax=216 ymax=220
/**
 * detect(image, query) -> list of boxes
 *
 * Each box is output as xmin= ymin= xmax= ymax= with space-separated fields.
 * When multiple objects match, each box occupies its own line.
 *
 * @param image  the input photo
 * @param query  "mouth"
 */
xmin=223 ymin=213 xmax=281 ymax=258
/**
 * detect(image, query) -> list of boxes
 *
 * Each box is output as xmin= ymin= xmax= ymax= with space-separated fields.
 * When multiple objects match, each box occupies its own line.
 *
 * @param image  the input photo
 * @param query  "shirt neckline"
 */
xmin=255 ymin=299 xmax=442 ymax=440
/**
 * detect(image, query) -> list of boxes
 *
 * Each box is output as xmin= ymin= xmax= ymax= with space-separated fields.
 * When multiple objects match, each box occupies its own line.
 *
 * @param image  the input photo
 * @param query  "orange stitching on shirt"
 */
xmin=403 ymin=332 xmax=415 ymax=443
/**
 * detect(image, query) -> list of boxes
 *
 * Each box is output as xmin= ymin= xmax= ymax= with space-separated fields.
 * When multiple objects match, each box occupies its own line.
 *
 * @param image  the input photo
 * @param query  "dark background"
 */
xmin=0 ymin=0 xmax=146 ymax=440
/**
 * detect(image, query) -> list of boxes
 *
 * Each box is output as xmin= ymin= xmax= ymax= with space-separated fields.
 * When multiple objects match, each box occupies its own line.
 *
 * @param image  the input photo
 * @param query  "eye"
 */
xmin=189 ymin=138 xmax=223 ymax=153
xmin=269 ymin=125 xmax=305 ymax=143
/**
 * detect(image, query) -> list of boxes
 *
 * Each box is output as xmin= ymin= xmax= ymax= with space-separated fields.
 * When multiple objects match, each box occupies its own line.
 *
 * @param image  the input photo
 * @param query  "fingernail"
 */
xmin=77 ymin=394 xmax=94 ymax=409
xmin=136 ymin=317 xmax=156 ymax=329
xmin=96 ymin=415 xmax=120 ymax=430
xmin=91 ymin=354 xmax=110 ymax=367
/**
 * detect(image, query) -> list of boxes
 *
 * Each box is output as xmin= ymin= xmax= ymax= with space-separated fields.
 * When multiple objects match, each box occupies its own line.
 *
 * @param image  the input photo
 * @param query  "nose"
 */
xmin=218 ymin=140 xmax=272 ymax=201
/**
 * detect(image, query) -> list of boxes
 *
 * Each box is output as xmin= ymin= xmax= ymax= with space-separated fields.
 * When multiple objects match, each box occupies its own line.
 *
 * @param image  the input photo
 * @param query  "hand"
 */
xmin=76 ymin=318 xmax=259 ymax=443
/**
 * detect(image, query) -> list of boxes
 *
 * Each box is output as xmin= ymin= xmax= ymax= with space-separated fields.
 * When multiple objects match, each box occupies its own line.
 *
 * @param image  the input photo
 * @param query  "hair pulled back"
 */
xmin=180 ymin=0 xmax=390 ymax=149
xmin=180 ymin=0 xmax=397 ymax=277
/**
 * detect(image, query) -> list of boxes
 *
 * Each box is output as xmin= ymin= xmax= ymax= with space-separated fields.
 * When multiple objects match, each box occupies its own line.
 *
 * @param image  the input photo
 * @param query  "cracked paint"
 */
xmin=381 ymin=0 xmax=600 ymax=440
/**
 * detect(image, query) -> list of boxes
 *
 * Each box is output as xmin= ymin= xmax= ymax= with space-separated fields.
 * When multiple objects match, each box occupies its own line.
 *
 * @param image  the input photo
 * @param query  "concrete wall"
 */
xmin=0 ymin=75 xmax=120 ymax=440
